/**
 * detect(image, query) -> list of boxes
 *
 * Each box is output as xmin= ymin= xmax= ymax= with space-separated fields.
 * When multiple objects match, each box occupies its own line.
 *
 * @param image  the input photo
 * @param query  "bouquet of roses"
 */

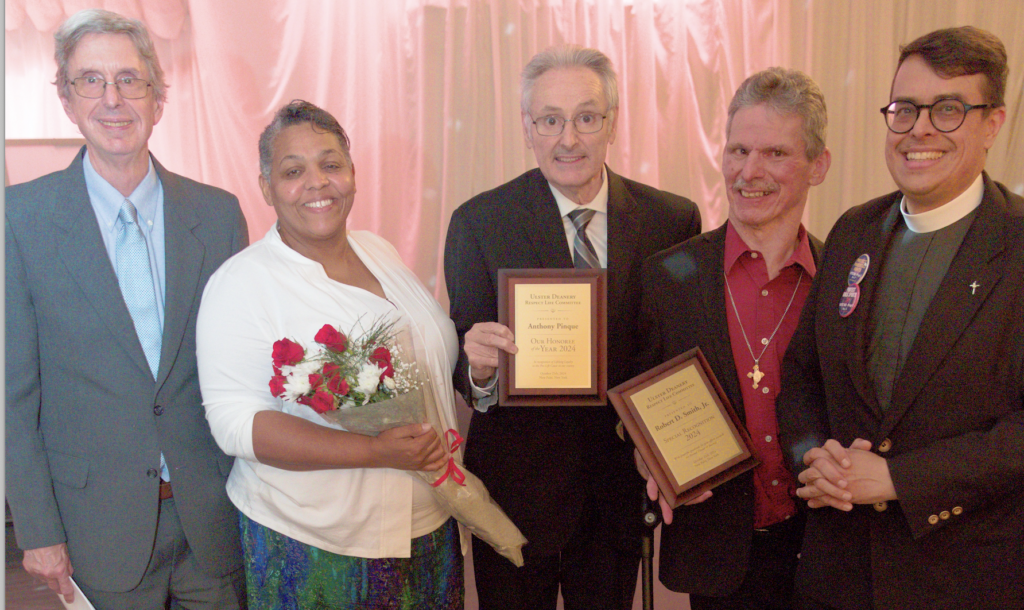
xmin=270 ymin=318 xmax=526 ymax=566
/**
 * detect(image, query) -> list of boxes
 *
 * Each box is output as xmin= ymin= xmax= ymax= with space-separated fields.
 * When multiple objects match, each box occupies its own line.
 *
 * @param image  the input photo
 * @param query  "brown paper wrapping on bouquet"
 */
xmin=319 ymin=374 xmax=527 ymax=567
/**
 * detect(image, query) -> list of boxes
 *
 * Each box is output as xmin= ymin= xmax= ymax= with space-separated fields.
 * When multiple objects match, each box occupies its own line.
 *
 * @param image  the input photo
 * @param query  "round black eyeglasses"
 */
xmin=880 ymin=98 xmax=991 ymax=134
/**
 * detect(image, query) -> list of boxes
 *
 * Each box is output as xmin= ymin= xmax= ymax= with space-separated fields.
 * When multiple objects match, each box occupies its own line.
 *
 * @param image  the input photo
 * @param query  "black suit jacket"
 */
xmin=777 ymin=175 xmax=1024 ymax=610
xmin=5 ymin=148 xmax=248 ymax=591
xmin=444 ymin=167 xmax=700 ymax=557
xmin=638 ymin=223 xmax=821 ymax=596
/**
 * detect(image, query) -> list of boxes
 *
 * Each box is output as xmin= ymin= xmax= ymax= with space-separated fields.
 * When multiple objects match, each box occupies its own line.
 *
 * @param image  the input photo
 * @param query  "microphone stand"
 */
xmin=641 ymin=494 xmax=662 ymax=610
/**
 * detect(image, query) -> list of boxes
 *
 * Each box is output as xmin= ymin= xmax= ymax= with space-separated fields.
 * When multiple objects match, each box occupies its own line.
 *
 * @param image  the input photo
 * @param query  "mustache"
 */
xmin=732 ymin=178 xmax=779 ymax=193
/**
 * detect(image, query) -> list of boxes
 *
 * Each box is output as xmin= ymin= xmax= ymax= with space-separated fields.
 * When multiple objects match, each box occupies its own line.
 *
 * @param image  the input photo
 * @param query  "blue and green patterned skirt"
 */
xmin=239 ymin=514 xmax=464 ymax=609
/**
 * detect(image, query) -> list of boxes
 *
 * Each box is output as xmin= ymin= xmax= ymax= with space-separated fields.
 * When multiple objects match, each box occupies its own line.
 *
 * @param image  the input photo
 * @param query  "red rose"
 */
xmin=314 ymin=325 xmax=347 ymax=353
xmin=268 ymin=374 xmax=287 ymax=397
xmin=370 ymin=346 xmax=392 ymax=364
xmin=328 ymin=377 xmax=350 ymax=395
xmin=322 ymin=363 xmax=350 ymax=395
xmin=369 ymin=347 xmax=394 ymax=379
xmin=309 ymin=390 xmax=336 ymax=414
xmin=308 ymin=373 xmax=323 ymax=390
xmin=272 ymin=338 xmax=304 ymax=368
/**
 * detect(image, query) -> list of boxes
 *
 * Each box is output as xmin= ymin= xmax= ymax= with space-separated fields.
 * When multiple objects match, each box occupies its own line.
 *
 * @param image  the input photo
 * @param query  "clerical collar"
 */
xmin=550 ymin=168 xmax=609 ymax=218
xmin=900 ymin=174 xmax=983 ymax=234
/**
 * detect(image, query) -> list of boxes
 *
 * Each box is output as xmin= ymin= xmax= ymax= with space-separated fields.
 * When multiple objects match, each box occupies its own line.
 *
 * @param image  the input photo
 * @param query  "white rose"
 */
xmin=355 ymin=362 xmax=384 ymax=396
xmin=383 ymin=376 xmax=396 ymax=390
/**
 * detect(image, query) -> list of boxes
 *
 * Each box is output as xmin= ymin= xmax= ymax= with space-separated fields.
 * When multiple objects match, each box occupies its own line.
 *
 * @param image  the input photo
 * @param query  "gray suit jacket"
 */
xmin=5 ymin=148 xmax=248 ymax=591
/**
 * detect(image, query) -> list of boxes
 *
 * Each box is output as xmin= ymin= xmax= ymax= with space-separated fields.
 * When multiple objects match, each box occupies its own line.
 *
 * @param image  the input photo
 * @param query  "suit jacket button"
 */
xmin=928 ymin=514 xmax=939 ymax=525
xmin=873 ymin=501 xmax=888 ymax=512
xmin=952 ymin=506 xmax=963 ymax=516
xmin=878 ymin=438 xmax=893 ymax=453
xmin=940 ymin=510 xmax=951 ymax=520
xmin=147 ymin=468 xmax=159 ymax=478
xmin=153 ymin=405 xmax=164 ymax=416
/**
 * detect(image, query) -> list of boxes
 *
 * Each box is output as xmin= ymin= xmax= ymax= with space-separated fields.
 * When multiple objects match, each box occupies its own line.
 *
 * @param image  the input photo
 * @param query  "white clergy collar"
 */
xmin=900 ymin=174 xmax=983 ymax=234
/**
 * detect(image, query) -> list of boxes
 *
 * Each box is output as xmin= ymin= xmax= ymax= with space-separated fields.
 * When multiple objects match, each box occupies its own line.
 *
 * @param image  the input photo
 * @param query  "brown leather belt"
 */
xmin=159 ymin=480 xmax=173 ymax=500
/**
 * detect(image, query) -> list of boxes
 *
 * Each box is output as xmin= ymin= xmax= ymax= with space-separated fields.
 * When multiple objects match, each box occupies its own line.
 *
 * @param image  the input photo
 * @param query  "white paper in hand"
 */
xmin=58 ymin=578 xmax=96 ymax=610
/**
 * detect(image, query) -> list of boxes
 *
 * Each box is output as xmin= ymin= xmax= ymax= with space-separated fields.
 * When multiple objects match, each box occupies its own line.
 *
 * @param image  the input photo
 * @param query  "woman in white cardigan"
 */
xmin=197 ymin=101 xmax=464 ymax=609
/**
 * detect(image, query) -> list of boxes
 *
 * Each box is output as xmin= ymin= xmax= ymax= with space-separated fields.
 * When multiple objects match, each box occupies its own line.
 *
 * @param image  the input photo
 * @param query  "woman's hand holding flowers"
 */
xmin=370 ymin=423 xmax=447 ymax=472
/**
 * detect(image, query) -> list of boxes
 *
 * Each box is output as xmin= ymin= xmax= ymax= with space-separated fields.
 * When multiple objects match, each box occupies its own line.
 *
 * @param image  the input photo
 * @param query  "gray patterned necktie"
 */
xmin=116 ymin=199 xmax=161 ymax=378
xmin=568 ymin=208 xmax=600 ymax=269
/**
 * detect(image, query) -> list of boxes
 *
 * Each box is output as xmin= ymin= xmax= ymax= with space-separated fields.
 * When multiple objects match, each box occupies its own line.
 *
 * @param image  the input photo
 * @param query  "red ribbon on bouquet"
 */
xmin=431 ymin=429 xmax=466 ymax=487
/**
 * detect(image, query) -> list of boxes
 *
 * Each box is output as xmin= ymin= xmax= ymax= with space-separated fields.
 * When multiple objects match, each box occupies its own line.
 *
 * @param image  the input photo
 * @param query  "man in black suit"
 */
xmin=444 ymin=44 xmax=700 ymax=610
xmin=778 ymin=27 xmax=1024 ymax=610
xmin=5 ymin=9 xmax=247 ymax=609
xmin=637 ymin=68 xmax=831 ymax=609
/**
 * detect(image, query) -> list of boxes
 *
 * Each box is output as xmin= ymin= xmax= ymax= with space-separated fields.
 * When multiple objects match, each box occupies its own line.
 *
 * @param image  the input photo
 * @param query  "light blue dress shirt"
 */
xmin=83 ymin=151 xmax=169 ymax=481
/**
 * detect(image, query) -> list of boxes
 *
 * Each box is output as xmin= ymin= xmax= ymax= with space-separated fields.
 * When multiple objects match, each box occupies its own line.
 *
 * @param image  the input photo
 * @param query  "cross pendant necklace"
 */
xmin=724 ymin=269 xmax=803 ymax=390
xmin=747 ymin=364 xmax=765 ymax=388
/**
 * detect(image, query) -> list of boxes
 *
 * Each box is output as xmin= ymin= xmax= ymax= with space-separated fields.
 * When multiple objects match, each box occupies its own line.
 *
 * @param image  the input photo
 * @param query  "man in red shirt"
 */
xmin=636 ymin=67 xmax=831 ymax=609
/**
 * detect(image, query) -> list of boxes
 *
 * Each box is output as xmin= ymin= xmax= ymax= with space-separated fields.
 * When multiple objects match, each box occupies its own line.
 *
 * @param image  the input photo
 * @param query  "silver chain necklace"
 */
xmin=724 ymin=268 xmax=803 ymax=389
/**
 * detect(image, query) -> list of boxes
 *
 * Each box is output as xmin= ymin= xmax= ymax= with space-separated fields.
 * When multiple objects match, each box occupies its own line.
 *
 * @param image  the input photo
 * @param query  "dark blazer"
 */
xmin=638 ymin=223 xmax=822 ymax=596
xmin=5 ymin=148 xmax=248 ymax=591
xmin=777 ymin=175 xmax=1024 ymax=610
xmin=444 ymin=167 xmax=701 ymax=557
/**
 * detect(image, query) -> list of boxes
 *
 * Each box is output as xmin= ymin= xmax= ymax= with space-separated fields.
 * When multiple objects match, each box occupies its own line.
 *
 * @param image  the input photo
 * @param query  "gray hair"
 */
xmin=726 ymin=67 xmax=828 ymax=160
xmin=521 ymin=44 xmax=619 ymax=114
xmin=54 ymin=9 xmax=168 ymax=103
xmin=259 ymin=100 xmax=352 ymax=180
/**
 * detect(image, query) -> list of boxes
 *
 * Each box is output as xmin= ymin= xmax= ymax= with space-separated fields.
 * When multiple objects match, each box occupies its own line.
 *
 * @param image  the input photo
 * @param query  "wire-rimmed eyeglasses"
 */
xmin=69 ymin=75 xmax=153 ymax=100
xmin=530 ymin=112 xmax=608 ymax=136
xmin=880 ymin=98 xmax=991 ymax=134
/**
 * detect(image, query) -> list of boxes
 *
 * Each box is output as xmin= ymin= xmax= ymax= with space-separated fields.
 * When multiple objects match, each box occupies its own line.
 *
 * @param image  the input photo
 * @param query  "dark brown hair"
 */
xmin=897 ymin=26 xmax=1008 ymax=107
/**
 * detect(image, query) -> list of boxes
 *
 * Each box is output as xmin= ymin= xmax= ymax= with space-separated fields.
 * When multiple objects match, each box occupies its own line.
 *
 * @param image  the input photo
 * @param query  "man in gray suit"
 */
xmin=5 ymin=9 xmax=247 ymax=609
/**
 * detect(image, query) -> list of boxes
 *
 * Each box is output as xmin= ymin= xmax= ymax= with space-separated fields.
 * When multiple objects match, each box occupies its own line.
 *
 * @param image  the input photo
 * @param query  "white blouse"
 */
xmin=197 ymin=225 xmax=464 ymax=559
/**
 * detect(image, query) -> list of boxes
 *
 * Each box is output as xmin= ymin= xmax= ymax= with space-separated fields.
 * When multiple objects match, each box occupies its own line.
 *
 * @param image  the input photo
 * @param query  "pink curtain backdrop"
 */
xmin=6 ymin=0 xmax=1024 ymax=307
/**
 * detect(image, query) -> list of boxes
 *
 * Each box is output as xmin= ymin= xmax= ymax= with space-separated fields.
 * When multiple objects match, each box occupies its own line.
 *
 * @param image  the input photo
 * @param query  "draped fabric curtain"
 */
xmin=6 ymin=0 xmax=1023 ymax=304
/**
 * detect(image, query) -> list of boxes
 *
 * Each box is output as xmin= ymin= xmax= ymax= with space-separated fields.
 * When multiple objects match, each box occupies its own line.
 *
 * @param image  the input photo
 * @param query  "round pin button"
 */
xmin=839 ymin=285 xmax=860 ymax=318
xmin=848 ymin=254 xmax=870 ymax=285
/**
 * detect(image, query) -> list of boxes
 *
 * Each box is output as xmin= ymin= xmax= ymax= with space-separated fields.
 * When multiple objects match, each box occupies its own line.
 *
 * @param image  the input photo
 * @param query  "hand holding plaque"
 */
xmin=497 ymin=269 xmax=607 ymax=406
xmin=610 ymin=348 xmax=759 ymax=507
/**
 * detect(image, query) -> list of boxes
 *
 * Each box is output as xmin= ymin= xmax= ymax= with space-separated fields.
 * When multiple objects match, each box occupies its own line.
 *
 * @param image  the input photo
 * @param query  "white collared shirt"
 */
xmin=550 ymin=168 xmax=610 ymax=268
xmin=82 ymin=151 xmax=167 ymax=328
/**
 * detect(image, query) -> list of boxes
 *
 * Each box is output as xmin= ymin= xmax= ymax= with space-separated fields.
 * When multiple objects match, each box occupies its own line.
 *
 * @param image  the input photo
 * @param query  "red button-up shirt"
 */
xmin=723 ymin=222 xmax=815 ymax=528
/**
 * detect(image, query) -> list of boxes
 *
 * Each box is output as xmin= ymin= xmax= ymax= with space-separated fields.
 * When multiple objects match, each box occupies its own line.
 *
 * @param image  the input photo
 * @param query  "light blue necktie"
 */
xmin=568 ymin=208 xmax=601 ymax=269
xmin=116 ymin=199 xmax=162 ymax=378
xmin=117 ymin=199 xmax=170 ymax=481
